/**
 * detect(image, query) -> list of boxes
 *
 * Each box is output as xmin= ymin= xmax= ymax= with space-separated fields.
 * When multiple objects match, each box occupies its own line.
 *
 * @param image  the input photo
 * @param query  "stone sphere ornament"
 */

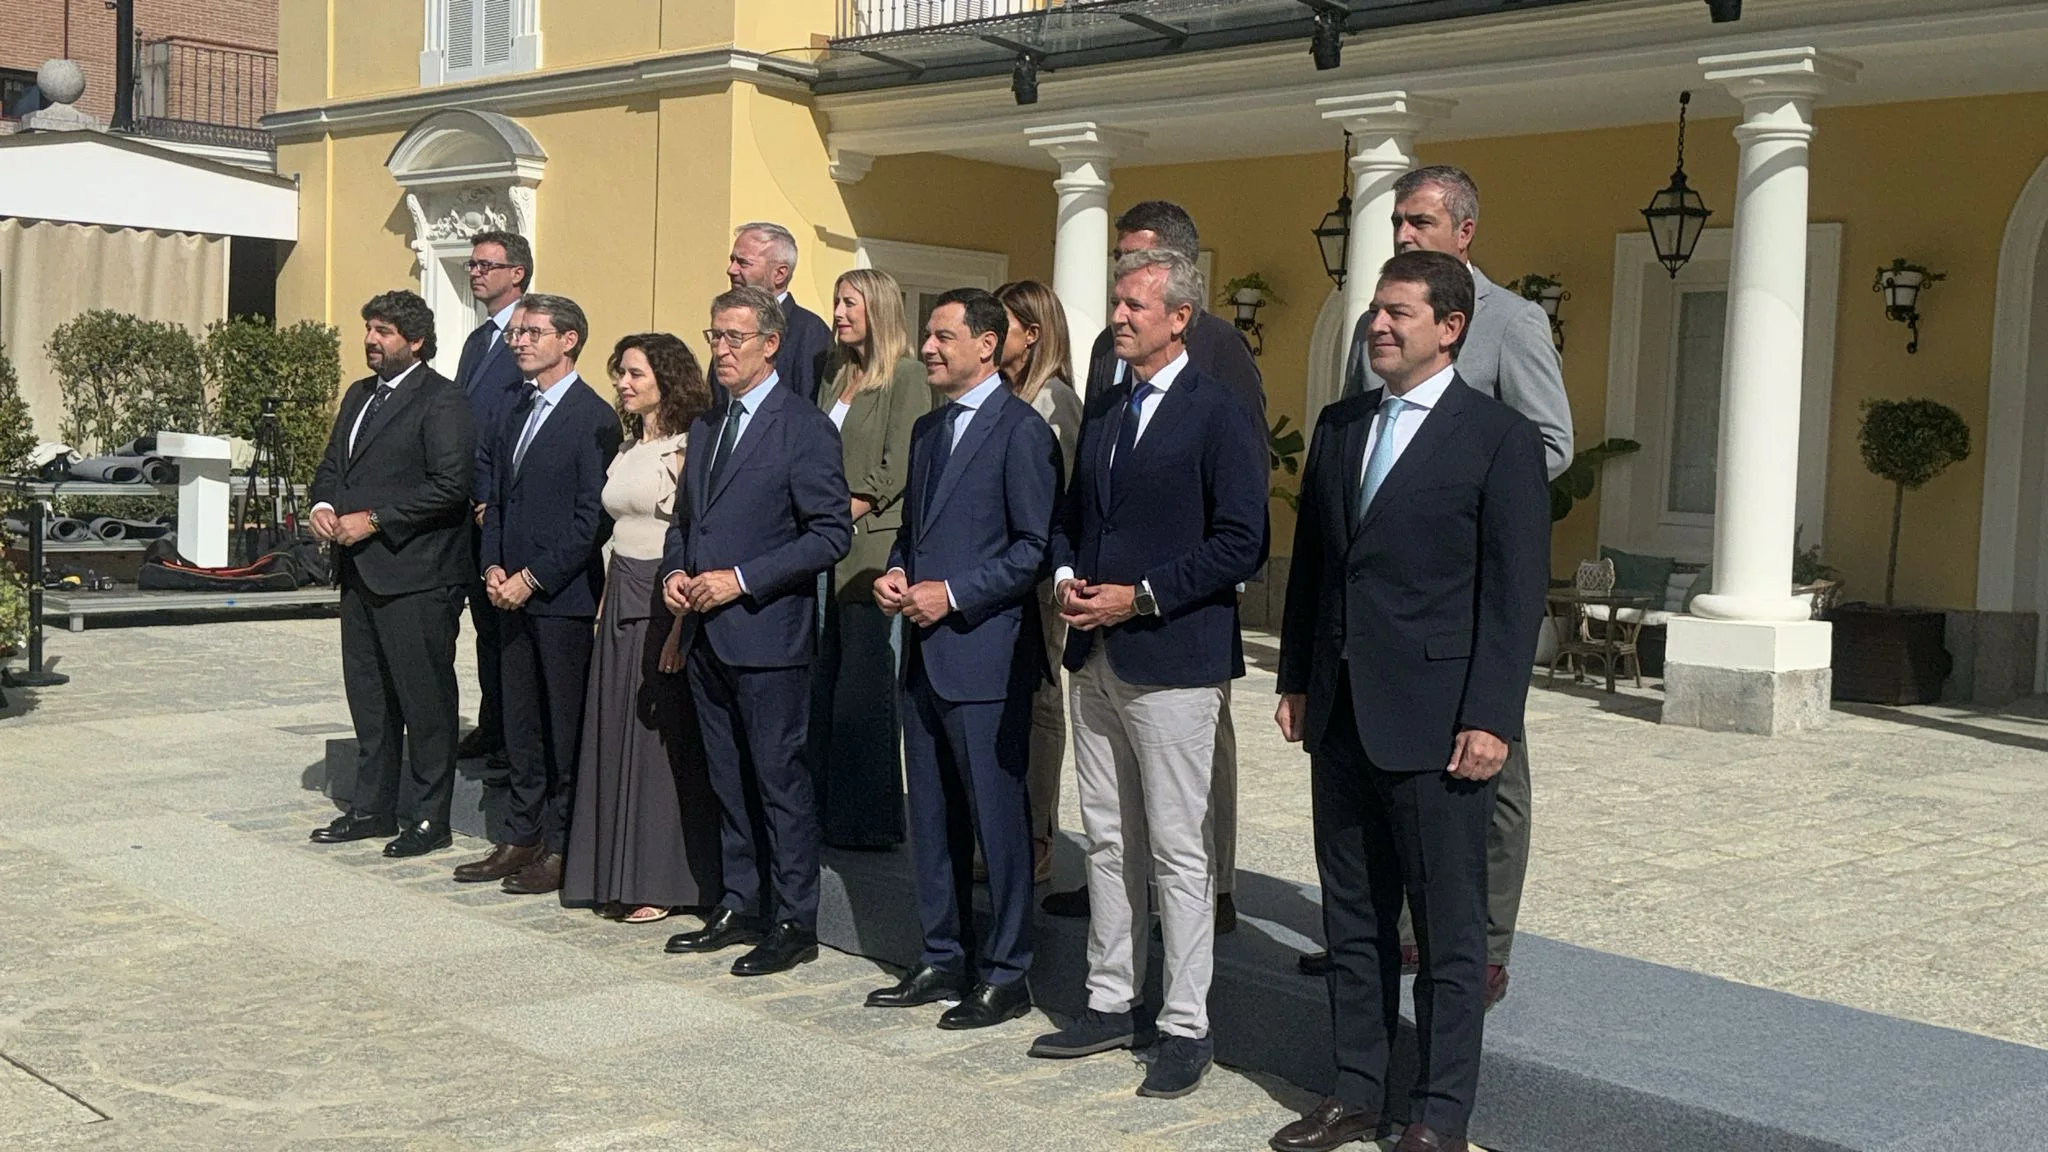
xmin=36 ymin=59 xmax=86 ymax=106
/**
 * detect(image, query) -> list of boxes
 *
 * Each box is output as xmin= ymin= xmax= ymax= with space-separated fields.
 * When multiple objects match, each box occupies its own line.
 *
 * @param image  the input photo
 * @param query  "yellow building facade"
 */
xmin=269 ymin=0 xmax=2048 ymax=711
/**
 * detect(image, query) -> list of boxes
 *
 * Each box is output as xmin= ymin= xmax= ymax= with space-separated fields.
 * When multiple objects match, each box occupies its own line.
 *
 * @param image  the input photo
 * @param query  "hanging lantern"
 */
xmin=1641 ymin=91 xmax=1712 ymax=278
xmin=1313 ymin=131 xmax=1352 ymax=287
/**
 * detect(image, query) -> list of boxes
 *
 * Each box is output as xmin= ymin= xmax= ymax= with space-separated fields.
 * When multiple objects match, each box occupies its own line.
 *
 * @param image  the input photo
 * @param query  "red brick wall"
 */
xmin=0 ymin=0 xmax=276 ymax=127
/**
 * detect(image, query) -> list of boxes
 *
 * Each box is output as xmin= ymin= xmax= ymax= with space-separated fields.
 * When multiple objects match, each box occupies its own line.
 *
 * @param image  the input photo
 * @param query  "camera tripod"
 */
xmin=233 ymin=397 xmax=301 ymax=565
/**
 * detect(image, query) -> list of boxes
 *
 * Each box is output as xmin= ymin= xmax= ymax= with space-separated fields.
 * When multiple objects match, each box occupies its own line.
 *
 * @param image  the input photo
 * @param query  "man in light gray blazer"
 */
xmin=1310 ymin=165 xmax=1572 ymax=1005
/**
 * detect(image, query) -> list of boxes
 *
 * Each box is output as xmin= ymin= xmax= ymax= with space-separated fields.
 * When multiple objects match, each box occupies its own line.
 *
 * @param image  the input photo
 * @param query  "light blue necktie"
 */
xmin=1357 ymin=395 xmax=1408 ymax=522
xmin=511 ymin=395 xmax=548 ymax=474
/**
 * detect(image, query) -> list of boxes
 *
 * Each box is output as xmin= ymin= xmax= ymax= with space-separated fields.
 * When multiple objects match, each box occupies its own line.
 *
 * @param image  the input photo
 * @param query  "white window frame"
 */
xmin=420 ymin=0 xmax=540 ymax=87
xmin=1598 ymin=223 xmax=1841 ymax=563
xmin=854 ymin=236 xmax=1010 ymax=342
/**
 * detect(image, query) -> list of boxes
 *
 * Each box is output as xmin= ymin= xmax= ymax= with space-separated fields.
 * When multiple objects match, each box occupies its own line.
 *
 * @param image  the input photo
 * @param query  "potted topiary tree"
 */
xmin=1829 ymin=397 xmax=1971 ymax=704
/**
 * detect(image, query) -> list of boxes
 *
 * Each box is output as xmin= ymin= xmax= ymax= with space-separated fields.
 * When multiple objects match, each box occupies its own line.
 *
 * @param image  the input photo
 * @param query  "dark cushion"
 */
xmin=1682 ymin=562 xmax=1713 ymax=612
xmin=1600 ymin=545 xmax=1678 ymax=600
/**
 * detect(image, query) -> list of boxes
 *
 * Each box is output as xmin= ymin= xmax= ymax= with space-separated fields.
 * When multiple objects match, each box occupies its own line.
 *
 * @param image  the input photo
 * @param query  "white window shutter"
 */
xmin=482 ymin=0 xmax=514 ymax=66
xmin=446 ymin=0 xmax=476 ymax=71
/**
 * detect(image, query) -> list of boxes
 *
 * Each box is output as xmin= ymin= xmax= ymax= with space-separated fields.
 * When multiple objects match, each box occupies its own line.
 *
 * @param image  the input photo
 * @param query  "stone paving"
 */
xmin=4 ymin=614 xmax=2048 ymax=1148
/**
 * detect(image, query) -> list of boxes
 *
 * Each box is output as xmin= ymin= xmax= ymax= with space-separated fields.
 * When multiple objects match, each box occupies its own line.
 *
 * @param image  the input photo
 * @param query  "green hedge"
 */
xmin=0 ymin=342 xmax=32 ymax=477
xmin=46 ymin=311 xmax=208 ymax=454
xmin=206 ymin=317 xmax=343 ymax=486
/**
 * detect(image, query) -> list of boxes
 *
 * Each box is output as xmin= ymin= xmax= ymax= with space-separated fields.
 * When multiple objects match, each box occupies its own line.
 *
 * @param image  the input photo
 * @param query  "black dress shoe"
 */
xmin=1297 ymin=949 xmax=1333 ymax=977
xmin=382 ymin=820 xmax=452 ymax=858
xmin=455 ymin=728 xmax=503 ymax=759
xmin=310 ymin=811 xmax=398 ymax=844
xmin=665 ymin=907 xmax=766 ymax=954
xmin=867 ymin=964 xmax=968 ymax=1008
xmin=1270 ymin=1097 xmax=1384 ymax=1151
xmin=1040 ymin=885 xmax=1090 ymax=917
xmin=1215 ymin=891 xmax=1237 ymax=935
xmin=938 ymin=980 xmax=1031 ymax=1030
xmin=730 ymin=920 xmax=818 ymax=976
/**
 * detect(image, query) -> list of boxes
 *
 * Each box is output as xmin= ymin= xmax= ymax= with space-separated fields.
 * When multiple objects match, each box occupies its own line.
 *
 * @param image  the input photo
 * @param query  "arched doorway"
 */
xmin=384 ymin=109 xmax=545 ymax=377
xmin=1976 ymin=154 xmax=2048 ymax=692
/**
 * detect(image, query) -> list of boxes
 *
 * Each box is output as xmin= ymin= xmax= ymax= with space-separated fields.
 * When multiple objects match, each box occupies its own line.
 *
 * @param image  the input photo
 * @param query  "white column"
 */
xmin=1316 ymin=92 xmax=1455 ymax=331
xmin=1688 ymin=47 xmax=1858 ymax=623
xmin=1663 ymin=47 xmax=1857 ymax=736
xmin=1026 ymin=122 xmax=1143 ymax=385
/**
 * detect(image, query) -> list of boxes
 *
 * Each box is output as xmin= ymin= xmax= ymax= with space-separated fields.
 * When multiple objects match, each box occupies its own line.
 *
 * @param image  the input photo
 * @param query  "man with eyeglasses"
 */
xmin=726 ymin=222 xmax=833 ymax=405
xmin=451 ymin=230 xmax=534 ymax=779
xmin=456 ymin=293 xmax=623 ymax=896
xmin=660 ymin=286 xmax=851 ymax=977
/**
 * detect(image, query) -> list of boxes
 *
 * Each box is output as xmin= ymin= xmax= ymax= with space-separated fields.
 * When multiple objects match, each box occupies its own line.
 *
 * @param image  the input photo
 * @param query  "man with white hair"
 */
xmin=1028 ymin=248 xmax=1267 ymax=1101
xmin=727 ymin=222 xmax=834 ymax=405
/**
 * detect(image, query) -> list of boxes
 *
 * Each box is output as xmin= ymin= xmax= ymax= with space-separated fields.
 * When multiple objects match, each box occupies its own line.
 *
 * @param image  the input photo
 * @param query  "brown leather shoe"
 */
xmin=1269 ymin=1097 xmax=1382 ymax=1151
xmin=452 ymin=842 xmax=543 ymax=883
xmin=1484 ymin=964 xmax=1509 ymax=1011
xmin=501 ymin=853 xmax=564 ymax=895
xmin=1392 ymin=1122 xmax=1467 ymax=1152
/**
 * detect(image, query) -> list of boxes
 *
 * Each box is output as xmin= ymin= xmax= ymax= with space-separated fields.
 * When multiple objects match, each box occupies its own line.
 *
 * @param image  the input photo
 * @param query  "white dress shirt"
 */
xmin=510 ymin=370 xmax=582 ymax=471
xmin=1358 ymin=362 xmax=1458 ymax=491
xmin=486 ymin=298 xmax=518 ymax=350
xmin=311 ymin=360 xmax=423 ymax=516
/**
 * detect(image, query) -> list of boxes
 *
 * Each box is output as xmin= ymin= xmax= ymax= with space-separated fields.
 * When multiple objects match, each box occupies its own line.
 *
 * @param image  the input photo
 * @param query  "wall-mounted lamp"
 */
xmin=1306 ymin=3 xmax=1347 ymax=71
xmin=1873 ymin=259 xmax=1944 ymax=354
xmin=1011 ymin=52 xmax=1042 ymax=105
xmin=1220 ymin=274 xmax=1279 ymax=358
xmin=1507 ymin=274 xmax=1569 ymax=351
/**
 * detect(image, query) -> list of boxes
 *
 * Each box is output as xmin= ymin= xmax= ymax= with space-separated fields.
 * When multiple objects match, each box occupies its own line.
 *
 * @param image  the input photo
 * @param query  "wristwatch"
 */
xmin=366 ymin=510 xmax=382 ymax=534
xmin=1133 ymin=583 xmax=1159 ymax=617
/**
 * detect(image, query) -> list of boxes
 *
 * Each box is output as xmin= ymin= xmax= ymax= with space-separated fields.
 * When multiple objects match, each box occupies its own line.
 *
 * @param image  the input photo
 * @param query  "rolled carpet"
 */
xmin=136 ymin=455 xmax=176 ymax=484
xmin=89 ymin=517 xmax=126 ymax=541
xmin=96 ymin=517 xmax=173 ymax=541
xmin=67 ymin=456 xmax=146 ymax=484
xmin=46 ymin=517 xmax=91 ymax=542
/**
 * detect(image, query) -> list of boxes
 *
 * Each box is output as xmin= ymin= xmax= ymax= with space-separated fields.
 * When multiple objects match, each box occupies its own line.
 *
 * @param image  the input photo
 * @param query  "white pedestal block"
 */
xmin=1662 ymin=616 xmax=1833 ymax=734
xmin=156 ymin=431 xmax=232 ymax=567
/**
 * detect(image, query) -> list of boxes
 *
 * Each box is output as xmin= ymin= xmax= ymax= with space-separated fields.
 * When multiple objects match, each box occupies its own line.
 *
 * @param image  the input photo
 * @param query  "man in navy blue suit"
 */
xmin=455 ymin=293 xmax=623 ymax=896
xmin=660 ymin=285 xmax=851 ymax=977
xmin=1027 ymin=249 xmax=1267 ymax=1101
xmin=1269 ymin=251 xmax=1549 ymax=1152
xmin=451 ymin=230 xmax=533 ymax=770
xmin=864 ymin=288 xmax=1060 ymax=1030
xmin=726 ymin=222 xmax=832 ymax=405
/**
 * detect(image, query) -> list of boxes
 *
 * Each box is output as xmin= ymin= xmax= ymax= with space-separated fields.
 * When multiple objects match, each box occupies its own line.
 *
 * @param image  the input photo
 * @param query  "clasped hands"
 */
xmin=1056 ymin=578 xmax=1136 ymax=632
xmin=661 ymin=569 xmax=742 ymax=615
xmin=484 ymin=565 xmax=537 ymax=610
xmin=872 ymin=569 xmax=951 ymax=626
xmin=1274 ymin=692 xmax=1508 ymax=781
xmin=309 ymin=506 xmax=377 ymax=547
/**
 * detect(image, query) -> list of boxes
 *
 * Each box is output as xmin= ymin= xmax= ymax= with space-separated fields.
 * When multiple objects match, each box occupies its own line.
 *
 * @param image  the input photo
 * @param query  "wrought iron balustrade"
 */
xmin=135 ymin=37 xmax=277 ymax=152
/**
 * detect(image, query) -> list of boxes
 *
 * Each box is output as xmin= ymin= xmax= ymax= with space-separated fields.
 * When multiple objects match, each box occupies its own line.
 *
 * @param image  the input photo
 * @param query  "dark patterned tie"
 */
xmin=1108 ymin=380 xmax=1154 ymax=498
xmin=707 ymin=397 xmax=745 ymax=489
xmin=922 ymin=402 xmax=965 ymax=515
xmin=351 ymin=383 xmax=395 ymax=457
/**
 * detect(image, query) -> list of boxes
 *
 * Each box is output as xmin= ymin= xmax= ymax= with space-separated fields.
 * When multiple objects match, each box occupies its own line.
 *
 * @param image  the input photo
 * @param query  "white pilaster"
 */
xmin=1316 ymin=92 xmax=1455 ymax=330
xmin=1664 ymin=46 xmax=1858 ymax=735
xmin=1026 ymin=122 xmax=1144 ymax=384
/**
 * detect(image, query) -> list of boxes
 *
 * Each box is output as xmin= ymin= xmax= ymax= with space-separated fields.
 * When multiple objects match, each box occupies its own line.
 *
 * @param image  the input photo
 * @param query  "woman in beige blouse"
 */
xmin=806 ymin=268 xmax=934 ymax=848
xmin=562 ymin=333 xmax=719 ymax=922
xmin=996 ymin=279 xmax=1082 ymax=883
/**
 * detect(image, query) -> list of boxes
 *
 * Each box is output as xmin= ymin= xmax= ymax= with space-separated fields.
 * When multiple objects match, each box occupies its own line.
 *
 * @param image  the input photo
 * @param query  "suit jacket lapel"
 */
xmin=1357 ymin=376 xmax=1472 ymax=537
xmin=920 ymin=396 xmax=1003 ymax=541
xmin=686 ymin=414 xmax=716 ymax=520
xmin=349 ymin=372 xmax=425 ymax=464
xmin=706 ymin=383 xmax=784 ymax=508
xmin=1340 ymin=391 xmax=1376 ymax=533
xmin=1104 ymin=374 xmax=1195 ymax=516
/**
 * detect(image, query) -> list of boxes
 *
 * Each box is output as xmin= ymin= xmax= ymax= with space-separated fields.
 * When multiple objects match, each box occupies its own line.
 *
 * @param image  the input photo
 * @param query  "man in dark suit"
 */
xmin=1270 ymin=251 xmax=1549 ymax=1152
xmin=866 ymin=288 xmax=1059 ymax=1030
xmin=1306 ymin=164 xmax=1574 ymax=1002
xmin=454 ymin=293 xmax=622 ymax=895
xmin=1048 ymin=200 xmax=1261 ymax=933
xmin=451 ymin=229 xmax=533 ymax=770
xmin=308 ymin=290 xmax=475 ymax=858
xmin=1027 ymin=250 xmax=1266 ymax=1101
xmin=727 ymin=222 xmax=832 ymax=405
xmin=660 ymin=286 xmax=851 ymax=977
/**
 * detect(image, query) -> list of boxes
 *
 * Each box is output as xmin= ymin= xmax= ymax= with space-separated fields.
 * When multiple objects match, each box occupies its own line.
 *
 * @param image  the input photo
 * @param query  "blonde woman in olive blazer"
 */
xmin=806 ymin=268 xmax=936 ymax=848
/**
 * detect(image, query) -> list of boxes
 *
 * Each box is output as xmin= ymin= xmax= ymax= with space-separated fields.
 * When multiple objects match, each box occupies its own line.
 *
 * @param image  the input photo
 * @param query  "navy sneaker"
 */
xmin=1138 ymin=1034 xmax=1213 ymax=1098
xmin=1028 ymin=1007 xmax=1136 ymax=1058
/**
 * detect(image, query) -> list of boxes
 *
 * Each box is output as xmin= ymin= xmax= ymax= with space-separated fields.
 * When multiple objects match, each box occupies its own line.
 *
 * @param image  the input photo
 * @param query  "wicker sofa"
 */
xmin=1581 ymin=548 xmax=1839 ymax=677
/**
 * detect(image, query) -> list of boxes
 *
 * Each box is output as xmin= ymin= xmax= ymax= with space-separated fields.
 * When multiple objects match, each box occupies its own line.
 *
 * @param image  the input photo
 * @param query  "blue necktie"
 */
xmin=923 ymin=402 xmax=965 ymax=515
xmin=1357 ymin=395 xmax=1408 ymax=523
xmin=1109 ymin=380 xmax=1154 ymax=496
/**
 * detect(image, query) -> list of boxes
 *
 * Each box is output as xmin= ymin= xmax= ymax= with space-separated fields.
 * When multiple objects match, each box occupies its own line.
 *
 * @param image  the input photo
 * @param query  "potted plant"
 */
xmin=1505 ymin=272 xmax=1568 ymax=309
xmin=1549 ymin=438 xmax=1639 ymax=523
xmin=1219 ymin=272 xmax=1282 ymax=313
xmin=1829 ymin=397 xmax=1971 ymax=704
xmin=1268 ymin=415 xmax=1304 ymax=511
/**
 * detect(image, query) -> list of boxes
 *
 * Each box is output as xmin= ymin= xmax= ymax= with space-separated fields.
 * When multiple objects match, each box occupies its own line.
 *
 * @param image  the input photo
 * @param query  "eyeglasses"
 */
xmin=505 ymin=325 xmax=558 ymax=343
xmin=703 ymin=329 xmax=765 ymax=348
xmin=465 ymin=259 xmax=517 ymax=273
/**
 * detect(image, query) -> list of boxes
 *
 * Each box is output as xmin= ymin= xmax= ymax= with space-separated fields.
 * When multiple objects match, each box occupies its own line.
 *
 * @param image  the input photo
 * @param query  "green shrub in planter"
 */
xmin=1858 ymin=397 xmax=1970 ymax=605
xmin=46 ymin=311 xmax=207 ymax=453
xmin=0 ymin=342 xmax=34 ymax=477
xmin=0 ymin=531 xmax=26 ymax=657
xmin=205 ymin=317 xmax=343 ymax=487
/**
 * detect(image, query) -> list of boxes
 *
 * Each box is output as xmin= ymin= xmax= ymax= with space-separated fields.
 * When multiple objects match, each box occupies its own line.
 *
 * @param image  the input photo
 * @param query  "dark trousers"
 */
xmin=1396 ymin=736 xmax=1529 ymax=967
xmin=1314 ymin=667 xmax=1495 ymax=1137
xmin=498 ymin=611 xmax=594 ymax=854
xmin=338 ymin=576 xmax=462 ymax=827
xmin=686 ymin=642 xmax=819 ymax=928
xmin=806 ymin=587 xmax=905 ymax=847
xmin=903 ymin=659 xmax=1035 ymax=986
xmin=468 ymin=526 xmax=504 ymax=749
